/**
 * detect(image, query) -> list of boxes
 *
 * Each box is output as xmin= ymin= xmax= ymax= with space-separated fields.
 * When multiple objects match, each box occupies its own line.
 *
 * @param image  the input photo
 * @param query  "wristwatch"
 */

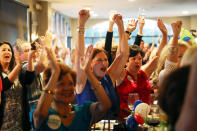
xmin=125 ymin=31 xmax=131 ymax=36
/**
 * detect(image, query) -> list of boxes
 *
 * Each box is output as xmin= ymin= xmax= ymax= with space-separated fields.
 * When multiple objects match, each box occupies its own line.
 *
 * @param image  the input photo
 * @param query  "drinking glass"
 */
xmin=138 ymin=8 xmax=146 ymax=18
xmin=146 ymin=94 xmax=160 ymax=130
xmin=149 ymin=93 xmax=156 ymax=105
xmin=128 ymin=93 xmax=139 ymax=111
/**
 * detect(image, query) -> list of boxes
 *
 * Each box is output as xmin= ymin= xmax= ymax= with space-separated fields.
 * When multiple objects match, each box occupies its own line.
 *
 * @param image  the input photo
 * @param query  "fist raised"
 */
xmin=78 ymin=9 xmax=90 ymax=27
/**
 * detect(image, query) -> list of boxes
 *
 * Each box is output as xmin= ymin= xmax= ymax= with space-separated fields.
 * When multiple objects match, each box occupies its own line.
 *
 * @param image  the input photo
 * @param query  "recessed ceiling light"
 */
xmin=128 ymin=0 xmax=135 ymax=2
xmin=182 ymin=11 xmax=189 ymax=15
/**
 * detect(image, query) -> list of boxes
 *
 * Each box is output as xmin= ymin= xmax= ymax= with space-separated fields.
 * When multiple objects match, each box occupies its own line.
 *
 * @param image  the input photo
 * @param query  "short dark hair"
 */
xmin=129 ymin=45 xmax=144 ymax=57
xmin=158 ymin=66 xmax=190 ymax=127
xmin=0 ymin=42 xmax=15 ymax=72
xmin=92 ymin=48 xmax=108 ymax=59
xmin=43 ymin=62 xmax=76 ymax=86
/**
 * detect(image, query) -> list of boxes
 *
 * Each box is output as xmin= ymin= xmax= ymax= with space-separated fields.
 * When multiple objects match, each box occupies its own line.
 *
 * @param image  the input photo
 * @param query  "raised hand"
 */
xmin=138 ymin=16 xmax=145 ymax=27
xmin=27 ymin=49 xmax=37 ymax=72
xmin=78 ymin=9 xmax=90 ymax=27
xmin=34 ymin=46 xmax=47 ymax=74
xmin=109 ymin=11 xmax=116 ymax=23
xmin=107 ymin=11 xmax=116 ymax=32
xmin=45 ymin=47 xmax=59 ymax=73
xmin=113 ymin=14 xmax=124 ymax=27
xmin=157 ymin=18 xmax=167 ymax=35
xmin=14 ymin=47 xmax=21 ymax=66
xmin=7 ymin=47 xmax=22 ymax=82
xmin=126 ymin=19 xmax=138 ymax=33
xmin=39 ymin=31 xmax=53 ymax=48
xmin=35 ymin=42 xmax=41 ymax=50
xmin=171 ymin=21 xmax=182 ymax=37
xmin=45 ymin=31 xmax=53 ymax=46
xmin=28 ymin=50 xmax=36 ymax=60
xmin=63 ymin=47 xmax=70 ymax=57
xmin=157 ymin=35 xmax=161 ymax=44
xmin=80 ymin=45 xmax=94 ymax=72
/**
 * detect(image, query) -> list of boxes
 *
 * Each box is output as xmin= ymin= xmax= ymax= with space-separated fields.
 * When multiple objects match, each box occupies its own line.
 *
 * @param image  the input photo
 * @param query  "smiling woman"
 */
xmin=0 ymin=41 xmax=34 ymax=130
xmin=0 ymin=42 xmax=15 ymax=72
xmin=30 ymin=42 xmax=111 ymax=131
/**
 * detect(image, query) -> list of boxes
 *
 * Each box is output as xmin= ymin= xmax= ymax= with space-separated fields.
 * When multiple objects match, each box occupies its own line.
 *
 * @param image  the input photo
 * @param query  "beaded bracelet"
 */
xmin=77 ymin=27 xmax=85 ymax=34
xmin=168 ymin=46 xmax=178 ymax=55
xmin=42 ymin=89 xmax=55 ymax=95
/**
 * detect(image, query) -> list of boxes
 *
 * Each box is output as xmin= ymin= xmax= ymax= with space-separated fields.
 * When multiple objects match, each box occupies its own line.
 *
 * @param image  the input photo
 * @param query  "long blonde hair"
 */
xmin=151 ymin=39 xmax=190 ymax=87
xmin=180 ymin=45 xmax=197 ymax=67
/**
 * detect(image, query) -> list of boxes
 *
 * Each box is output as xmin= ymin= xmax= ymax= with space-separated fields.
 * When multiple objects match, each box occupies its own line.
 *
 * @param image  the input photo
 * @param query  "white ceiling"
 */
xmin=41 ymin=0 xmax=197 ymax=19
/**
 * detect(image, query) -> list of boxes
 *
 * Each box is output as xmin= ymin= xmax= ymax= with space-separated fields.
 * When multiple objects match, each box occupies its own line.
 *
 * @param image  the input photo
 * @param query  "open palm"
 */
xmin=127 ymin=19 xmax=138 ymax=32
xmin=80 ymin=45 xmax=93 ymax=72
xmin=14 ymin=47 xmax=21 ymax=66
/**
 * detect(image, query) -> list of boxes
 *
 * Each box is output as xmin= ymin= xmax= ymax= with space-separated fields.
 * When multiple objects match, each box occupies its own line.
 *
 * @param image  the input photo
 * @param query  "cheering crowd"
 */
xmin=0 ymin=9 xmax=197 ymax=131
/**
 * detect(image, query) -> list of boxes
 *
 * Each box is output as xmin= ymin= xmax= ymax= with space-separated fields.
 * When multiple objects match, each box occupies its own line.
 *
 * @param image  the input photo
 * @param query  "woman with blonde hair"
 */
xmin=180 ymin=45 xmax=197 ymax=67
xmin=152 ymin=35 xmax=190 ymax=86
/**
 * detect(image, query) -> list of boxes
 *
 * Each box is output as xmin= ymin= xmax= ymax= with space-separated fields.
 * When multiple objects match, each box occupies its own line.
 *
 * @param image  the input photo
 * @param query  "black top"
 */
xmin=134 ymin=34 xmax=143 ymax=46
xmin=104 ymin=31 xmax=113 ymax=66
xmin=0 ymin=68 xmax=34 ymax=131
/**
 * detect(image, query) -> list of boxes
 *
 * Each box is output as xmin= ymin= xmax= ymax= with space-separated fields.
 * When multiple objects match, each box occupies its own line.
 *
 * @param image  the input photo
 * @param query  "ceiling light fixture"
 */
xmin=128 ymin=0 xmax=135 ymax=2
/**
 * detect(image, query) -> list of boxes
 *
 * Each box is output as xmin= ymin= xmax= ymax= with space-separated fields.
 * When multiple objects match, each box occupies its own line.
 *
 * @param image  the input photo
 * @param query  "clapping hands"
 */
xmin=39 ymin=31 xmax=53 ymax=49
xmin=157 ymin=19 xmax=167 ymax=35
xmin=80 ymin=45 xmax=94 ymax=73
xmin=14 ymin=47 xmax=21 ymax=67
xmin=45 ymin=47 xmax=59 ymax=73
xmin=113 ymin=14 xmax=124 ymax=27
xmin=171 ymin=21 xmax=182 ymax=38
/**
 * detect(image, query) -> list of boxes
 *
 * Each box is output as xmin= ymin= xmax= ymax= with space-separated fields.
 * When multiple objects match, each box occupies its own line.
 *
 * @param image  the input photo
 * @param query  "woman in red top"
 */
xmin=116 ymin=19 xmax=167 ymax=121
xmin=116 ymin=45 xmax=156 ymax=120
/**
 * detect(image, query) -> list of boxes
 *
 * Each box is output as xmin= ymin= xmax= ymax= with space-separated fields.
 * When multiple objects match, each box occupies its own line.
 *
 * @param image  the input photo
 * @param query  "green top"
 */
xmin=30 ymin=102 xmax=93 ymax=131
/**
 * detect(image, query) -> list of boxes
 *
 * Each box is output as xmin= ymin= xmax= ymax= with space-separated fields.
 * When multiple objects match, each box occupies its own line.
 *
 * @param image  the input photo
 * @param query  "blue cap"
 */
xmin=133 ymin=100 xmax=143 ymax=111
xmin=183 ymin=36 xmax=191 ymax=42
